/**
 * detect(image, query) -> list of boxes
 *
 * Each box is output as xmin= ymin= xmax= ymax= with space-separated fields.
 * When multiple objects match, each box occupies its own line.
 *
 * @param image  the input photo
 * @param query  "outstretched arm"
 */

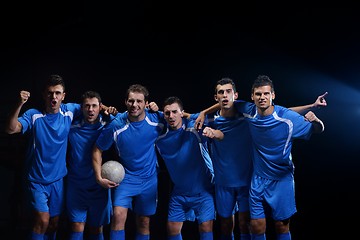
xmin=289 ymin=92 xmax=328 ymax=114
xmin=5 ymin=90 xmax=30 ymax=134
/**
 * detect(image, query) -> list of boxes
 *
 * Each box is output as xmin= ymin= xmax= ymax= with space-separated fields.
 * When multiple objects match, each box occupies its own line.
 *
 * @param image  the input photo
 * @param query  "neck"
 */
xmin=128 ymin=112 xmax=146 ymax=122
xmin=219 ymin=107 xmax=236 ymax=117
xmin=257 ymin=105 xmax=274 ymax=116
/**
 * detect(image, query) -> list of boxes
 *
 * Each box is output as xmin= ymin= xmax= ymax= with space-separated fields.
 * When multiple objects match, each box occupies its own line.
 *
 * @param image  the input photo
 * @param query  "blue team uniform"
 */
xmin=66 ymin=114 xmax=112 ymax=227
xmin=18 ymin=103 xmax=81 ymax=215
xmin=156 ymin=118 xmax=215 ymax=224
xmin=234 ymin=101 xmax=314 ymax=220
xmin=190 ymin=110 xmax=253 ymax=217
xmin=95 ymin=111 xmax=164 ymax=215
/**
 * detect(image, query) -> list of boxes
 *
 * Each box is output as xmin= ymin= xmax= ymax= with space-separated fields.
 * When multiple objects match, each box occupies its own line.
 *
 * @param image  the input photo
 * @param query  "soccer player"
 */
xmin=194 ymin=77 xmax=327 ymax=240
xmin=5 ymin=75 xmax=81 ymax=240
xmin=92 ymin=84 xmax=164 ymax=240
xmin=66 ymin=90 xmax=117 ymax=240
xmin=244 ymin=75 xmax=324 ymax=240
xmin=155 ymin=96 xmax=223 ymax=240
xmin=192 ymin=78 xmax=253 ymax=240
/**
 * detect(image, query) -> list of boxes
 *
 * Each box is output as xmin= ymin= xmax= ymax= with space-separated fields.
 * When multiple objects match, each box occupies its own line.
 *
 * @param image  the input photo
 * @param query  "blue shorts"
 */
xmin=66 ymin=178 xmax=112 ymax=227
xmin=168 ymin=190 xmax=215 ymax=224
xmin=250 ymin=174 xmax=297 ymax=221
xmin=112 ymin=174 xmax=158 ymax=216
xmin=29 ymin=178 xmax=64 ymax=217
xmin=215 ymin=184 xmax=249 ymax=218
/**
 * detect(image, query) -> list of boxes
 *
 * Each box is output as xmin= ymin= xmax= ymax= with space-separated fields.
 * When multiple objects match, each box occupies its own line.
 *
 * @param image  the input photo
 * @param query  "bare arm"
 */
xmin=289 ymin=92 xmax=328 ymax=114
xmin=202 ymin=126 xmax=224 ymax=140
xmin=304 ymin=111 xmax=325 ymax=133
xmin=5 ymin=90 xmax=30 ymax=134
xmin=195 ymin=103 xmax=220 ymax=130
xmin=101 ymin=104 xmax=118 ymax=116
xmin=182 ymin=111 xmax=191 ymax=119
xmin=92 ymin=145 xmax=119 ymax=188
xmin=147 ymin=101 xmax=159 ymax=112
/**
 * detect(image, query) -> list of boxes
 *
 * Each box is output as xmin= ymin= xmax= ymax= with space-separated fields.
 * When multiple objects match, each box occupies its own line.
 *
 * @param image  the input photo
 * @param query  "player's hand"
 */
xmin=202 ymin=127 xmax=224 ymax=140
xmin=305 ymin=111 xmax=324 ymax=132
xmin=19 ymin=90 xmax=30 ymax=104
xmin=97 ymin=177 xmax=119 ymax=189
xmin=195 ymin=111 xmax=206 ymax=130
xmin=314 ymin=92 xmax=328 ymax=108
xmin=304 ymin=111 xmax=319 ymax=122
xmin=147 ymin=102 xmax=159 ymax=112
xmin=102 ymin=105 xmax=118 ymax=116
xmin=106 ymin=106 xmax=118 ymax=116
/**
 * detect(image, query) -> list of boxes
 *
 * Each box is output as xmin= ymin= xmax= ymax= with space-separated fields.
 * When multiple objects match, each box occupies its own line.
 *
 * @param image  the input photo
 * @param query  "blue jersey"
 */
xmin=96 ymin=111 xmax=165 ymax=179
xmin=234 ymin=101 xmax=314 ymax=180
xmin=156 ymin=118 xmax=214 ymax=195
xmin=66 ymin=114 xmax=113 ymax=226
xmin=193 ymin=111 xmax=253 ymax=187
xmin=68 ymin=115 xmax=112 ymax=183
xmin=18 ymin=103 xmax=81 ymax=184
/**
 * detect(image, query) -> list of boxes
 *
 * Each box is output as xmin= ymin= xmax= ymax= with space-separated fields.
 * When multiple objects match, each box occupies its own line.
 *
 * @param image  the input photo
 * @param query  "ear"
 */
xmin=62 ymin=92 xmax=66 ymax=101
xmin=272 ymin=92 xmax=275 ymax=100
xmin=214 ymin=94 xmax=218 ymax=102
xmin=251 ymin=93 xmax=254 ymax=101
xmin=234 ymin=92 xmax=238 ymax=100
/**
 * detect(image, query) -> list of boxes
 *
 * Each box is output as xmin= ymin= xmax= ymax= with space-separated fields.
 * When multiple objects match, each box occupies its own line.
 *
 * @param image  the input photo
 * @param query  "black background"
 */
xmin=0 ymin=3 xmax=358 ymax=239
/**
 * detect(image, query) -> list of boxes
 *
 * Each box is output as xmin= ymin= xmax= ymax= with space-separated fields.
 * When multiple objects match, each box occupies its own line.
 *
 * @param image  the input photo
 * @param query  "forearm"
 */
xmin=290 ymin=92 xmax=328 ymax=114
xmin=213 ymin=129 xmax=224 ymax=140
xmin=312 ymin=119 xmax=325 ymax=133
xmin=92 ymin=146 xmax=104 ymax=182
xmin=201 ymin=103 xmax=220 ymax=115
xmin=289 ymin=104 xmax=315 ymax=115
xmin=5 ymin=104 xmax=23 ymax=134
xmin=182 ymin=112 xmax=191 ymax=119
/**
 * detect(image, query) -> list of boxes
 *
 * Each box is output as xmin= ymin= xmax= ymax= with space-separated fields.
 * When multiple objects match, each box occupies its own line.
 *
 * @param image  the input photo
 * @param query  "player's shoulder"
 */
xmin=145 ymin=110 xmax=164 ymax=119
xmin=61 ymin=102 xmax=81 ymax=115
xmin=274 ymin=105 xmax=299 ymax=117
xmin=25 ymin=108 xmax=42 ymax=115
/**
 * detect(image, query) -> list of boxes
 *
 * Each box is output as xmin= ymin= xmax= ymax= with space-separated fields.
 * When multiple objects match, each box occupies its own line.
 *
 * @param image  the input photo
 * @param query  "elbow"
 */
xmin=313 ymin=120 xmax=325 ymax=133
xmin=5 ymin=126 xmax=16 ymax=134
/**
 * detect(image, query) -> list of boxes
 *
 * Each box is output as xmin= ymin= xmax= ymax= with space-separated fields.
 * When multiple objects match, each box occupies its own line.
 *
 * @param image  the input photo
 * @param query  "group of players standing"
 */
xmin=5 ymin=74 xmax=327 ymax=240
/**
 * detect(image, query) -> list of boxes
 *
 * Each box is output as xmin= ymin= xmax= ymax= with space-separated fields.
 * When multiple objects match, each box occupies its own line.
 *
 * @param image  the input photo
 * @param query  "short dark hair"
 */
xmin=126 ymin=84 xmax=149 ymax=101
xmin=162 ymin=96 xmax=184 ymax=111
xmin=81 ymin=91 xmax=102 ymax=104
xmin=251 ymin=75 xmax=274 ymax=93
xmin=215 ymin=77 xmax=237 ymax=93
xmin=44 ymin=74 xmax=65 ymax=91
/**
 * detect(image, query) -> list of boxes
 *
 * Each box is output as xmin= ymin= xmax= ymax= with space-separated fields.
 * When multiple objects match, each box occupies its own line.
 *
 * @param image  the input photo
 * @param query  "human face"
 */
xmin=43 ymin=85 xmax=65 ymax=114
xmin=214 ymin=83 xmax=238 ymax=110
xmin=125 ymin=91 xmax=148 ymax=121
xmin=251 ymin=85 xmax=275 ymax=115
xmin=163 ymin=103 xmax=183 ymax=130
xmin=82 ymin=97 xmax=101 ymax=124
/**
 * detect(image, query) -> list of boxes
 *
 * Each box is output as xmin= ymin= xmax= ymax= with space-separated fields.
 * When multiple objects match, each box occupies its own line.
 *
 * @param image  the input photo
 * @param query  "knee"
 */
xmin=274 ymin=219 xmax=290 ymax=234
xmin=250 ymin=218 xmax=266 ymax=234
xmin=199 ymin=220 xmax=213 ymax=233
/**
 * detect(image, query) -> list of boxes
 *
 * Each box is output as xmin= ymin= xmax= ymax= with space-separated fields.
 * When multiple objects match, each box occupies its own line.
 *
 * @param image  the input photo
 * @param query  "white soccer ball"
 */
xmin=101 ymin=160 xmax=125 ymax=184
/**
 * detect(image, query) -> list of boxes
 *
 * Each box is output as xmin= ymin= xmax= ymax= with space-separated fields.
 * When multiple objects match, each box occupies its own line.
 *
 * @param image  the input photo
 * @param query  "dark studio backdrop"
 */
xmin=0 ymin=3 xmax=358 ymax=239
